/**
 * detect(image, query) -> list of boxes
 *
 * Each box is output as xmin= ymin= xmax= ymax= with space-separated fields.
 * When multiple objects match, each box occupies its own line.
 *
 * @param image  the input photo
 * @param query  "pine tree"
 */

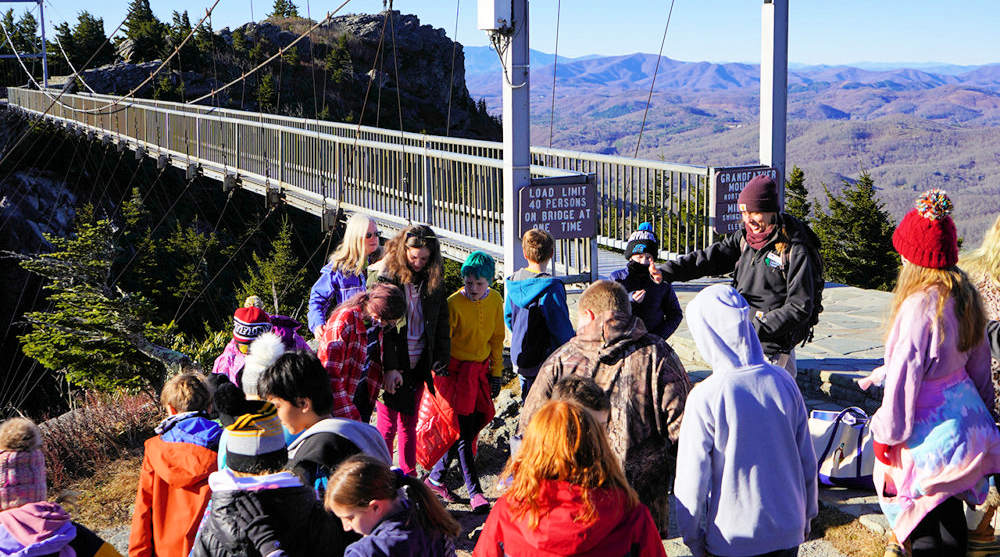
xmin=71 ymin=12 xmax=112 ymax=67
xmin=257 ymin=72 xmax=276 ymax=112
xmin=269 ymin=0 xmax=299 ymax=18
xmin=14 ymin=207 xmax=193 ymax=395
xmin=784 ymin=165 xmax=812 ymax=221
xmin=325 ymin=34 xmax=353 ymax=86
xmin=236 ymin=217 xmax=307 ymax=318
xmin=121 ymin=0 xmax=165 ymax=63
xmin=811 ymin=171 xmax=899 ymax=291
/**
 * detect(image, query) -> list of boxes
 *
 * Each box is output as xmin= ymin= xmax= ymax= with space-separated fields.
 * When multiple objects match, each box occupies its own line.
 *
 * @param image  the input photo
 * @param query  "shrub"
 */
xmin=40 ymin=391 xmax=161 ymax=492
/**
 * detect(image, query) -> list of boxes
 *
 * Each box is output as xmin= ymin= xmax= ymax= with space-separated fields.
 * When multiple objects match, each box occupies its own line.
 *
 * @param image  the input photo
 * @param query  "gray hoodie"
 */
xmin=674 ymin=284 xmax=817 ymax=557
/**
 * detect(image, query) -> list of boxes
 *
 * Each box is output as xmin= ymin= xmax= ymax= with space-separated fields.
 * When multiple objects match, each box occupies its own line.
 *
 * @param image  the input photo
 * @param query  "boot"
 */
xmin=968 ymin=503 xmax=1000 ymax=557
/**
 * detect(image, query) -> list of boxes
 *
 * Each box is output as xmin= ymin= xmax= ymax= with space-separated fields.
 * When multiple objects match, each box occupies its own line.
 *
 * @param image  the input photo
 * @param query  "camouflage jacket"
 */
xmin=518 ymin=311 xmax=691 ymax=534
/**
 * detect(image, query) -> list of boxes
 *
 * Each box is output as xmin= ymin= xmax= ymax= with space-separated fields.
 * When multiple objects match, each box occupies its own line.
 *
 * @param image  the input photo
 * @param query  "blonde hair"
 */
xmin=328 ymin=213 xmax=376 ymax=275
xmin=160 ymin=373 xmax=212 ymax=413
xmin=887 ymin=263 xmax=986 ymax=353
xmin=521 ymin=229 xmax=554 ymax=264
xmin=958 ymin=214 xmax=1000 ymax=288
xmin=502 ymin=401 xmax=636 ymax=529
xmin=578 ymin=280 xmax=631 ymax=316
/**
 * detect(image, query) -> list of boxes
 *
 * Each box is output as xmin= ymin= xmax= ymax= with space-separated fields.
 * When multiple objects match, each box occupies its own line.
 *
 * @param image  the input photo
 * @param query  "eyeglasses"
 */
xmin=366 ymin=232 xmax=377 ymax=239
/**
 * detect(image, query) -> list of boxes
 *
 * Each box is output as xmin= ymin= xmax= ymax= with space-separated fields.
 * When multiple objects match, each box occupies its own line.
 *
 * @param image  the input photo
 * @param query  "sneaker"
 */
xmin=470 ymin=493 xmax=490 ymax=514
xmin=424 ymin=478 xmax=456 ymax=503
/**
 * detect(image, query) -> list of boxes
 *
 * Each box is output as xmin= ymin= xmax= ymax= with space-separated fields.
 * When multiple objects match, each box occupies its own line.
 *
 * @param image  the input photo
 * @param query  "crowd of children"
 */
xmin=11 ymin=182 xmax=1000 ymax=557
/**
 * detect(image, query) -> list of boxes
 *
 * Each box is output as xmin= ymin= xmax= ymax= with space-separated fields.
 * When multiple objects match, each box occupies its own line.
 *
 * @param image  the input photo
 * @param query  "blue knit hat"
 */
xmin=625 ymin=222 xmax=658 ymax=258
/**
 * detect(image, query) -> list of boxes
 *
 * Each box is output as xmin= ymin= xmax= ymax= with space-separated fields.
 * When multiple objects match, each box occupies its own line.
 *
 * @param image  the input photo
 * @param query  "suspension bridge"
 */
xmin=1 ymin=0 xmax=790 ymax=282
xmin=6 ymin=85 xmax=716 ymax=281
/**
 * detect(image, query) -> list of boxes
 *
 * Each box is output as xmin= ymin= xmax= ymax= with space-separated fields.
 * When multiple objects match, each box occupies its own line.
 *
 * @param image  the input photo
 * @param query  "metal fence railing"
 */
xmin=8 ymin=87 xmax=713 ymax=278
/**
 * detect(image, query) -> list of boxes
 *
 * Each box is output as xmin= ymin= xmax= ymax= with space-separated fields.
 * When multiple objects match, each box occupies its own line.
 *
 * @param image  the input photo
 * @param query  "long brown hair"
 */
xmin=959 ymin=213 xmax=1000 ymax=288
xmin=380 ymin=225 xmax=443 ymax=293
xmin=502 ymin=400 xmax=637 ymax=529
xmin=887 ymin=262 xmax=986 ymax=352
xmin=326 ymin=454 xmax=460 ymax=538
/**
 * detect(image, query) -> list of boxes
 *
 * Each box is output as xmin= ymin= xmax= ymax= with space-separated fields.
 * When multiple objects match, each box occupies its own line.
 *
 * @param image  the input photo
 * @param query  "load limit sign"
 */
xmin=518 ymin=174 xmax=597 ymax=240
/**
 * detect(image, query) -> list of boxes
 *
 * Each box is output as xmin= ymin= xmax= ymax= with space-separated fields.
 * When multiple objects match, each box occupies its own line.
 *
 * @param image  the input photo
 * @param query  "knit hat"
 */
xmin=737 ymin=174 xmax=780 ymax=213
xmin=625 ymin=222 xmax=658 ymax=258
xmin=892 ymin=189 xmax=958 ymax=269
xmin=0 ymin=418 xmax=46 ymax=510
xmin=224 ymin=403 xmax=288 ymax=474
xmin=241 ymin=332 xmax=286 ymax=398
xmin=233 ymin=306 xmax=271 ymax=347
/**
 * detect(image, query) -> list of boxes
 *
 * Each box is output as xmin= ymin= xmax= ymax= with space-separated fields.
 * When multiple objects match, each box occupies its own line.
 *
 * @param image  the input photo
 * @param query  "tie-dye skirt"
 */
xmin=875 ymin=369 xmax=1000 ymax=542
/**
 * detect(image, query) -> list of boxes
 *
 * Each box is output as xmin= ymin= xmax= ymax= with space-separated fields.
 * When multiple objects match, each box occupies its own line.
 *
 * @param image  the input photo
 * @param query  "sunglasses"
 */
xmin=405 ymin=228 xmax=437 ymax=247
xmin=366 ymin=232 xmax=378 ymax=239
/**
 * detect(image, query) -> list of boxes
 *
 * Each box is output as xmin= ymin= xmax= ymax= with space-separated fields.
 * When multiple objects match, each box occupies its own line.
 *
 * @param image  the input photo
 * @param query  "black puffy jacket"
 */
xmin=191 ymin=486 xmax=349 ymax=557
xmin=660 ymin=213 xmax=819 ymax=356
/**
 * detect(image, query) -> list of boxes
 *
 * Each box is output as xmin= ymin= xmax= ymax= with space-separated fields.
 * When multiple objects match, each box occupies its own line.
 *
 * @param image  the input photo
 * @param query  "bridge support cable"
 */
xmin=444 ymin=0 xmax=460 ymax=137
xmin=387 ymin=8 xmax=411 ymax=224
xmin=547 ymin=0 xmax=561 ymax=151
xmin=174 ymin=206 xmax=277 ymax=324
xmin=186 ymin=0 xmax=353 ymax=106
xmin=633 ymin=0 xmax=676 ymax=159
xmin=169 ymin=188 xmax=235 ymax=324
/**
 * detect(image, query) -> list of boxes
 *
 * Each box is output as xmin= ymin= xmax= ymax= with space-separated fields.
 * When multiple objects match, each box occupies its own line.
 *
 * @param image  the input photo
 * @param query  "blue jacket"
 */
xmin=344 ymin=501 xmax=454 ymax=557
xmin=308 ymin=263 xmax=367 ymax=332
xmin=609 ymin=267 xmax=683 ymax=340
xmin=504 ymin=272 xmax=575 ymax=373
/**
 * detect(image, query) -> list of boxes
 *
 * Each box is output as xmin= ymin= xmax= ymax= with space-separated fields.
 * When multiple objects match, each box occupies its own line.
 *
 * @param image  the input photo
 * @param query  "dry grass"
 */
xmin=812 ymin=504 xmax=887 ymax=557
xmin=57 ymin=453 xmax=143 ymax=531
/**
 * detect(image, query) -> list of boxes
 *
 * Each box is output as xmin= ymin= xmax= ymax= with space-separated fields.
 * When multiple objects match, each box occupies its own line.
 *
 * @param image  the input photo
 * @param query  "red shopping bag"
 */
xmin=415 ymin=388 xmax=460 ymax=470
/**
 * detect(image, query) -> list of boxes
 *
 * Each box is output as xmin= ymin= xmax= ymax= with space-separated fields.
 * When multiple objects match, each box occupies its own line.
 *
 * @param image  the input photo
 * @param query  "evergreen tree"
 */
xmin=14 ymin=206 xmax=193 ymax=394
xmin=784 ymin=165 xmax=812 ymax=221
xmin=166 ymin=10 xmax=200 ymax=69
xmin=811 ymin=171 xmax=899 ymax=291
xmin=13 ymin=11 xmax=39 ymax=53
xmin=236 ymin=217 xmax=307 ymax=318
xmin=269 ymin=0 xmax=299 ymax=18
xmin=0 ymin=10 xmax=14 ymax=55
xmin=324 ymin=34 xmax=353 ymax=86
xmin=257 ymin=71 xmax=276 ymax=112
xmin=71 ymin=12 xmax=112 ymax=67
xmin=121 ymin=0 xmax=165 ymax=63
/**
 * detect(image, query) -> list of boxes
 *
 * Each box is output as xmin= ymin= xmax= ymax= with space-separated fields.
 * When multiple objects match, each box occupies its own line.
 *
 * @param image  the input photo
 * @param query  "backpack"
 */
xmin=741 ymin=217 xmax=824 ymax=346
xmin=514 ymin=300 xmax=552 ymax=369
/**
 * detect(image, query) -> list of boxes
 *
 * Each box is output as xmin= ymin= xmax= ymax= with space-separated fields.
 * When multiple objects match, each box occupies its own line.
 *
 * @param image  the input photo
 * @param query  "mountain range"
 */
xmin=463 ymin=46 xmax=1000 ymax=244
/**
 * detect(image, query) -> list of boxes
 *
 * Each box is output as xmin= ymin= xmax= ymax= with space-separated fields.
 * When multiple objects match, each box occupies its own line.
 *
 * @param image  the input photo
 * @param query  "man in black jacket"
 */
xmin=658 ymin=174 xmax=821 ymax=376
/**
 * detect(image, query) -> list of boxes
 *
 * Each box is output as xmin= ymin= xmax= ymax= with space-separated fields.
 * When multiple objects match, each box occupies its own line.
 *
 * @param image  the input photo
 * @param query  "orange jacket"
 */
xmin=129 ymin=418 xmax=220 ymax=557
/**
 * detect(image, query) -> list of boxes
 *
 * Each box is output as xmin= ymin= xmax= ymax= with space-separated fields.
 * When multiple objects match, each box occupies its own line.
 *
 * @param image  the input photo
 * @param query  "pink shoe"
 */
xmin=424 ymin=478 xmax=456 ymax=503
xmin=470 ymin=493 xmax=490 ymax=514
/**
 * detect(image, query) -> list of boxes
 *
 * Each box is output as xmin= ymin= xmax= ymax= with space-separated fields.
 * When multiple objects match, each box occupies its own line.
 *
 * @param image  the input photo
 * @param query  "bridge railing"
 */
xmin=9 ymin=87 xmax=712 ymax=275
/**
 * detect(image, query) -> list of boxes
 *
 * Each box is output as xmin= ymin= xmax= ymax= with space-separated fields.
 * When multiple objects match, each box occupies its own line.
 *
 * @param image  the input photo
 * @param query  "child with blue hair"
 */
xmin=424 ymin=251 xmax=505 ymax=514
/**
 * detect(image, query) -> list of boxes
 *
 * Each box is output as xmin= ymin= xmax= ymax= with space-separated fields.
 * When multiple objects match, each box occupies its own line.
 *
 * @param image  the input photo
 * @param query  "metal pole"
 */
xmin=502 ymin=0 xmax=530 ymax=278
xmin=760 ymin=0 xmax=788 ymax=193
xmin=38 ymin=0 xmax=47 ymax=88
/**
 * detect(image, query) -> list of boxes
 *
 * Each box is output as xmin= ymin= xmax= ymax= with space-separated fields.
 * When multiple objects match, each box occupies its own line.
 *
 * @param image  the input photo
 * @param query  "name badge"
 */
xmin=764 ymin=251 xmax=783 ymax=269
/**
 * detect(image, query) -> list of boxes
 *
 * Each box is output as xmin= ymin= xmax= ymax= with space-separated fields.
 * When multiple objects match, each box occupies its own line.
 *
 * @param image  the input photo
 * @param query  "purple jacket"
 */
xmin=308 ymin=264 xmax=367 ymax=333
xmin=212 ymin=316 xmax=312 ymax=384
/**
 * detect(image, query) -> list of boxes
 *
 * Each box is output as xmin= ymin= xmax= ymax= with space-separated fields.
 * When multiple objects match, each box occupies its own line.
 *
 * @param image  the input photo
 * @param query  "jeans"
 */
xmin=376 ymin=401 xmax=418 ymax=475
xmin=519 ymin=374 xmax=536 ymax=403
xmin=428 ymin=411 xmax=485 ymax=497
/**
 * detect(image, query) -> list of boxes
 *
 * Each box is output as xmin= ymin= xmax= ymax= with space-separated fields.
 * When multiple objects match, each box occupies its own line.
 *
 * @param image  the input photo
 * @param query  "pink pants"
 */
xmin=376 ymin=401 xmax=419 ymax=475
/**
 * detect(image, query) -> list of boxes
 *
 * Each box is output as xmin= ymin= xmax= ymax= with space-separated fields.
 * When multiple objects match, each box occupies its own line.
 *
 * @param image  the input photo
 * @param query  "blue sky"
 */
xmin=37 ymin=0 xmax=1000 ymax=66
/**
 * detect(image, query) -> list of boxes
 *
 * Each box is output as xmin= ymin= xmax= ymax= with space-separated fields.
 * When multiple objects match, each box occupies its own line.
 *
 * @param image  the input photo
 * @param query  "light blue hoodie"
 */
xmin=674 ymin=284 xmax=817 ymax=557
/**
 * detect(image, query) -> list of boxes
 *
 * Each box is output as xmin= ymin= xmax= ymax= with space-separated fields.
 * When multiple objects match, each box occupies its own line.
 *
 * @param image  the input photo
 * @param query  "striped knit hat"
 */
xmin=233 ymin=307 xmax=271 ymax=347
xmin=225 ymin=403 xmax=288 ymax=474
xmin=0 ymin=418 xmax=46 ymax=511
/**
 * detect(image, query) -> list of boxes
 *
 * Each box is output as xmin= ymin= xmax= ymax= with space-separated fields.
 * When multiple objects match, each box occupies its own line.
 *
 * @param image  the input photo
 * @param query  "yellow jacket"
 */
xmin=448 ymin=288 xmax=505 ymax=377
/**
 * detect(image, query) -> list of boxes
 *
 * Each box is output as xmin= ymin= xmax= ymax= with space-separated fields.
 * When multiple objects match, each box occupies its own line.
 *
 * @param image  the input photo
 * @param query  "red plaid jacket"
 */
xmin=318 ymin=305 xmax=381 ymax=420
